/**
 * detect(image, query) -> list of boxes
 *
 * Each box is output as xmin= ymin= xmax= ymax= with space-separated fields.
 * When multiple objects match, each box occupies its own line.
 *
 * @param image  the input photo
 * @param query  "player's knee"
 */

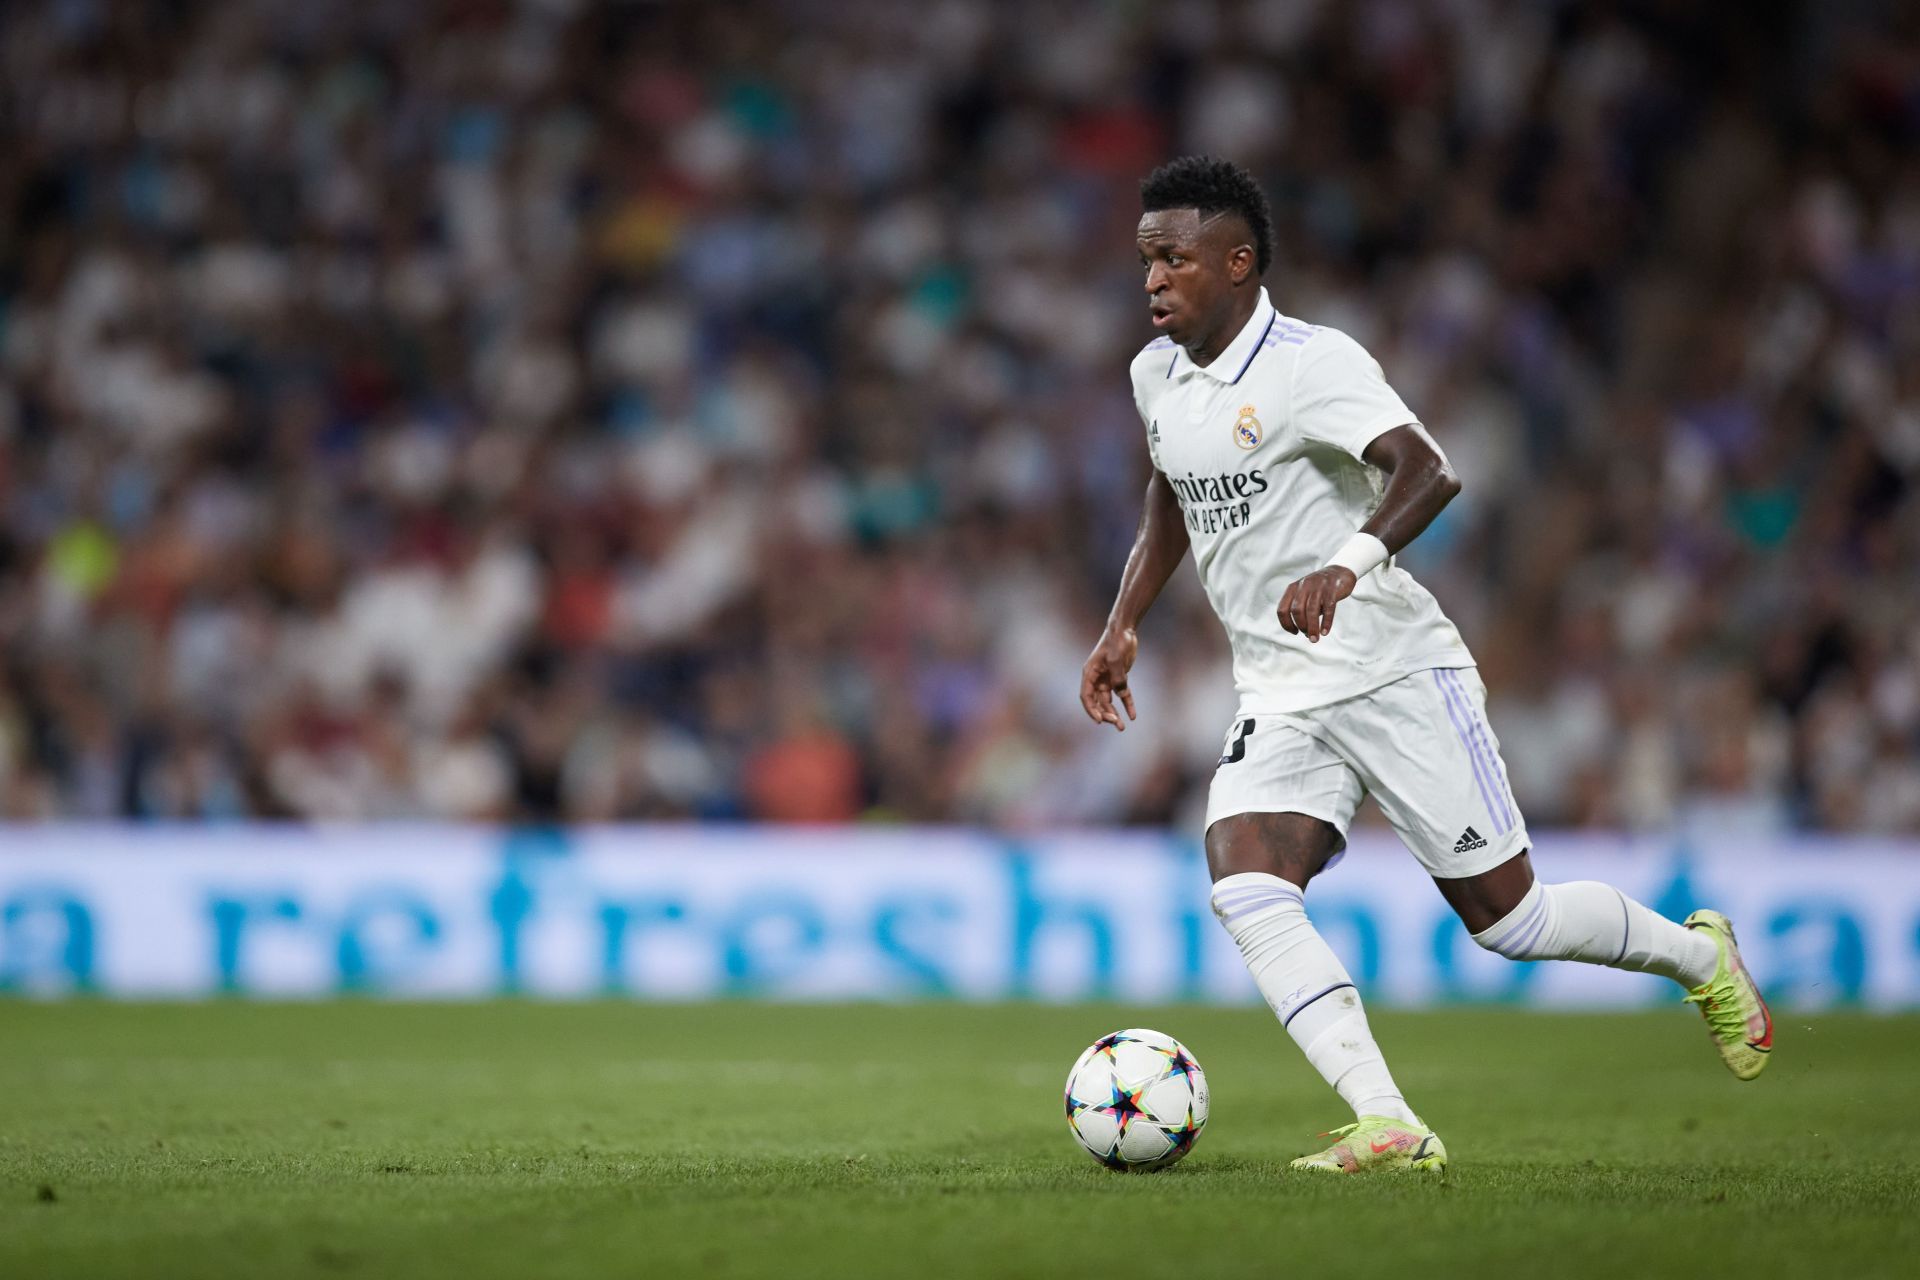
xmin=1204 ymin=811 xmax=1341 ymax=887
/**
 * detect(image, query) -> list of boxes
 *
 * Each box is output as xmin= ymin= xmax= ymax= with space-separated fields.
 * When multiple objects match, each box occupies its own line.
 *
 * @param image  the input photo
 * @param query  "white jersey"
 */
xmin=1129 ymin=287 xmax=1474 ymax=716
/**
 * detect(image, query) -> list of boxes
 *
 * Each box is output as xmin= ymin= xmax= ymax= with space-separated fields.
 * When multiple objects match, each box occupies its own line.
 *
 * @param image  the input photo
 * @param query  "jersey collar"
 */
xmin=1166 ymin=288 xmax=1277 ymax=384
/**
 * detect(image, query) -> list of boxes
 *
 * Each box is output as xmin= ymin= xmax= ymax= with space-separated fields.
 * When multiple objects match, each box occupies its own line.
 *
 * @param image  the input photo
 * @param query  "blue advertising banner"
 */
xmin=1 ymin=826 xmax=1915 ymax=1006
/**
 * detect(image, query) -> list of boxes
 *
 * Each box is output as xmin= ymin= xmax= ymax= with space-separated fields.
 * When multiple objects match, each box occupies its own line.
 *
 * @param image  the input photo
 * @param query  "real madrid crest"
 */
xmin=1232 ymin=404 xmax=1262 ymax=450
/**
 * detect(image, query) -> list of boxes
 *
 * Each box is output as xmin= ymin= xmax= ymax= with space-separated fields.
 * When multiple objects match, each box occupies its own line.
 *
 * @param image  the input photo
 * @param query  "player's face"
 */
xmin=1136 ymin=209 xmax=1253 ymax=351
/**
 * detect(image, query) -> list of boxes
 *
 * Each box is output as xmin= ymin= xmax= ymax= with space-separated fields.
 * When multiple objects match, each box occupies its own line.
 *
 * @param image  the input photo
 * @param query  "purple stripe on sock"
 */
xmin=1222 ymin=903 xmax=1286 ymax=925
xmin=1494 ymin=896 xmax=1544 ymax=941
xmin=1486 ymin=897 xmax=1546 ymax=957
xmin=1216 ymin=897 xmax=1300 ymax=920
xmin=1500 ymin=905 xmax=1553 ymax=958
xmin=1213 ymin=884 xmax=1301 ymax=905
xmin=1432 ymin=670 xmax=1506 ymax=835
xmin=1442 ymin=669 xmax=1517 ymax=832
xmin=1213 ymin=890 xmax=1305 ymax=909
xmin=1213 ymin=882 xmax=1305 ymax=901
xmin=1214 ymin=879 xmax=1303 ymax=901
xmin=1281 ymin=982 xmax=1355 ymax=1028
xmin=1215 ymin=890 xmax=1304 ymax=923
xmin=1213 ymin=883 xmax=1303 ymax=907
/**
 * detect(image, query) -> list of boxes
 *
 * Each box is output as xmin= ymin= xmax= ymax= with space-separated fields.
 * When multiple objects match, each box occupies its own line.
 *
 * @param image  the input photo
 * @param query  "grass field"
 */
xmin=2 ymin=1001 xmax=1916 ymax=1279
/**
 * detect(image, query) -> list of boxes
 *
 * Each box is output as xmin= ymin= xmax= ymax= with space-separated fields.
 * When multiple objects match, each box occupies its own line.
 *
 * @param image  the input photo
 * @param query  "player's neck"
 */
xmin=1183 ymin=286 xmax=1263 ymax=368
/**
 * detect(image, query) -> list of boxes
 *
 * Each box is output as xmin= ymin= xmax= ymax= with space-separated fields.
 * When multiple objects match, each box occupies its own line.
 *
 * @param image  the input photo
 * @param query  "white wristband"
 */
xmin=1326 ymin=531 xmax=1389 ymax=579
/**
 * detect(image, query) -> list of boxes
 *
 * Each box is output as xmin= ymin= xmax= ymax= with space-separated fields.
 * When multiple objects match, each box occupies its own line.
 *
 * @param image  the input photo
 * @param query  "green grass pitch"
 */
xmin=3 ymin=1001 xmax=1916 ymax=1279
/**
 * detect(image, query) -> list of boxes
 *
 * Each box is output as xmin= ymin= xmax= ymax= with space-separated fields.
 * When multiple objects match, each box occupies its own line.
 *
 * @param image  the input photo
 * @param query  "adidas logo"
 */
xmin=1453 ymin=827 xmax=1488 ymax=854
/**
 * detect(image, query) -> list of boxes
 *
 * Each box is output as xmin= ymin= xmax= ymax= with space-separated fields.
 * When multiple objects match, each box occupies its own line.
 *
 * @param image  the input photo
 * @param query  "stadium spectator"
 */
xmin=0 ymin=0 xmax=1915 ymax=832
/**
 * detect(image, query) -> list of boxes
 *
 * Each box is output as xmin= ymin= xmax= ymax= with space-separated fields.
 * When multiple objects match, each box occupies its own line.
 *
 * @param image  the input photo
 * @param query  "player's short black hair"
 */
xmin=1140 ymin=156 xmax=1273 ymax=276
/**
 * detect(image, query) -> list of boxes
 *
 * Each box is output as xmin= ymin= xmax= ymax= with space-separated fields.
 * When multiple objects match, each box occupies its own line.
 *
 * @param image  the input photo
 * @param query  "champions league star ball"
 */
xmin=1063 ymin=1028 xmax=1209 ymax=1172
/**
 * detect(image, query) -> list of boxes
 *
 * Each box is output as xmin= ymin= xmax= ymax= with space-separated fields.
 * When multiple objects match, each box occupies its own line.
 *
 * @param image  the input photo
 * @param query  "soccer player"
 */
xmin=1079 ymin=156 xmax=1773 ymax=1176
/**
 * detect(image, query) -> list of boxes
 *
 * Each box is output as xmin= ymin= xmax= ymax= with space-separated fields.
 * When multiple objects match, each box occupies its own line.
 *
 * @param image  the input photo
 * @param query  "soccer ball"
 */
xmin=1063 ymin=1028 xmax=1208 ymax=1172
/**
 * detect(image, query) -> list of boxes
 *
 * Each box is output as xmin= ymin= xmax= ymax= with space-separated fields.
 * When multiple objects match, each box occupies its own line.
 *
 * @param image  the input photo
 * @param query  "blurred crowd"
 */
xmin=1 ymin=0 xmax=1916 ymax=833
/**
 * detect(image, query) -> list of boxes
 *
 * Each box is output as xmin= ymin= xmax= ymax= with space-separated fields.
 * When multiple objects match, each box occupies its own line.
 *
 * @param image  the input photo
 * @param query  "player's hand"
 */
xmin=1278 ymin=567 xmax=1358 ymax=643
xmin=1080 ymin=626 xmax=1139 ymax=731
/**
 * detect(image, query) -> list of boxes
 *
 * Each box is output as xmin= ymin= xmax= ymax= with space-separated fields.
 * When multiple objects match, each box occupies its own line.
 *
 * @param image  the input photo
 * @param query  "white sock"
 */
xmin=1472 ymin=879 xmax=1718 ymax=988
xmin=1212 ymin=872 xmax=1419 ymax=1124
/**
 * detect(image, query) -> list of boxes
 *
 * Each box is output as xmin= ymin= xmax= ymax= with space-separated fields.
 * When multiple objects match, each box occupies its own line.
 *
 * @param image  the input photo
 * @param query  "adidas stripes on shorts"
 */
xmin=1204 ymin=666 xmax=1529 ymax=880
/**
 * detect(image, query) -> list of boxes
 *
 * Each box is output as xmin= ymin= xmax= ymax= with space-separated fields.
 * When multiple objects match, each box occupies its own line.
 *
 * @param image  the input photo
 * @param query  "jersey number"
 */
xmin=1219 ymin=719 xmax=1255 ymax=766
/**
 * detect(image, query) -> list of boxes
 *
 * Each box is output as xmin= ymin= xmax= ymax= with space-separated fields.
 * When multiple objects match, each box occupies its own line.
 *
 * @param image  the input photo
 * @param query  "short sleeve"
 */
xmin=1129 ymin=349 xmax=1168 ymax=474
xmin=1292 ymin=329 xmax=1416 ymax=462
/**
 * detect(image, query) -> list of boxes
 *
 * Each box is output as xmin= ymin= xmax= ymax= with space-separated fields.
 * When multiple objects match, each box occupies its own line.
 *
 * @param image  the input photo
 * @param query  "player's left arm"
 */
xmin=1277 ymin=423 xmax=1460 ymax=642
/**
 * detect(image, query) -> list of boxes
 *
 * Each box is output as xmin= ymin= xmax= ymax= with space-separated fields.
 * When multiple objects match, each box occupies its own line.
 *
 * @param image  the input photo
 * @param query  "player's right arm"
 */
xmin=1081 ymin=469 xmax=1189 ymax=732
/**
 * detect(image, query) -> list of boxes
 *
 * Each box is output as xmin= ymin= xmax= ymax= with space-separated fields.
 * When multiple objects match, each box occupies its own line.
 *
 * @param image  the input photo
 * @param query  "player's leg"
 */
xmin=1438 ymin=852 xmax=1772 ymax=1078
xmin=1208 ymin=812 xmax=1444 ymax=1173
xmin=1338 ymin=668 xmax=1772 ymax=1079
xmin=1203 ymin=718 xmax=1445 ymax=1173
xmin=1435 ymin=848 xmax=1712 ymax=987
xmin=1207 ymin=812 xmax=1417 ymax=1119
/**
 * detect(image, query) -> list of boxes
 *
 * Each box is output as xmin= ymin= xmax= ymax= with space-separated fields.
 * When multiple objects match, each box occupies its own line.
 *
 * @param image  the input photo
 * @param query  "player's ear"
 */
xmin=1228 ymin=243 xmax=1255 ymax=286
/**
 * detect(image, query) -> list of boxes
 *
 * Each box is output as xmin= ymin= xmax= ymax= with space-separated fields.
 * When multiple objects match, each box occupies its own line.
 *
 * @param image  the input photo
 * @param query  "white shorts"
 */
xmin=1204 ymin=666 xmax=1529 ymax=879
